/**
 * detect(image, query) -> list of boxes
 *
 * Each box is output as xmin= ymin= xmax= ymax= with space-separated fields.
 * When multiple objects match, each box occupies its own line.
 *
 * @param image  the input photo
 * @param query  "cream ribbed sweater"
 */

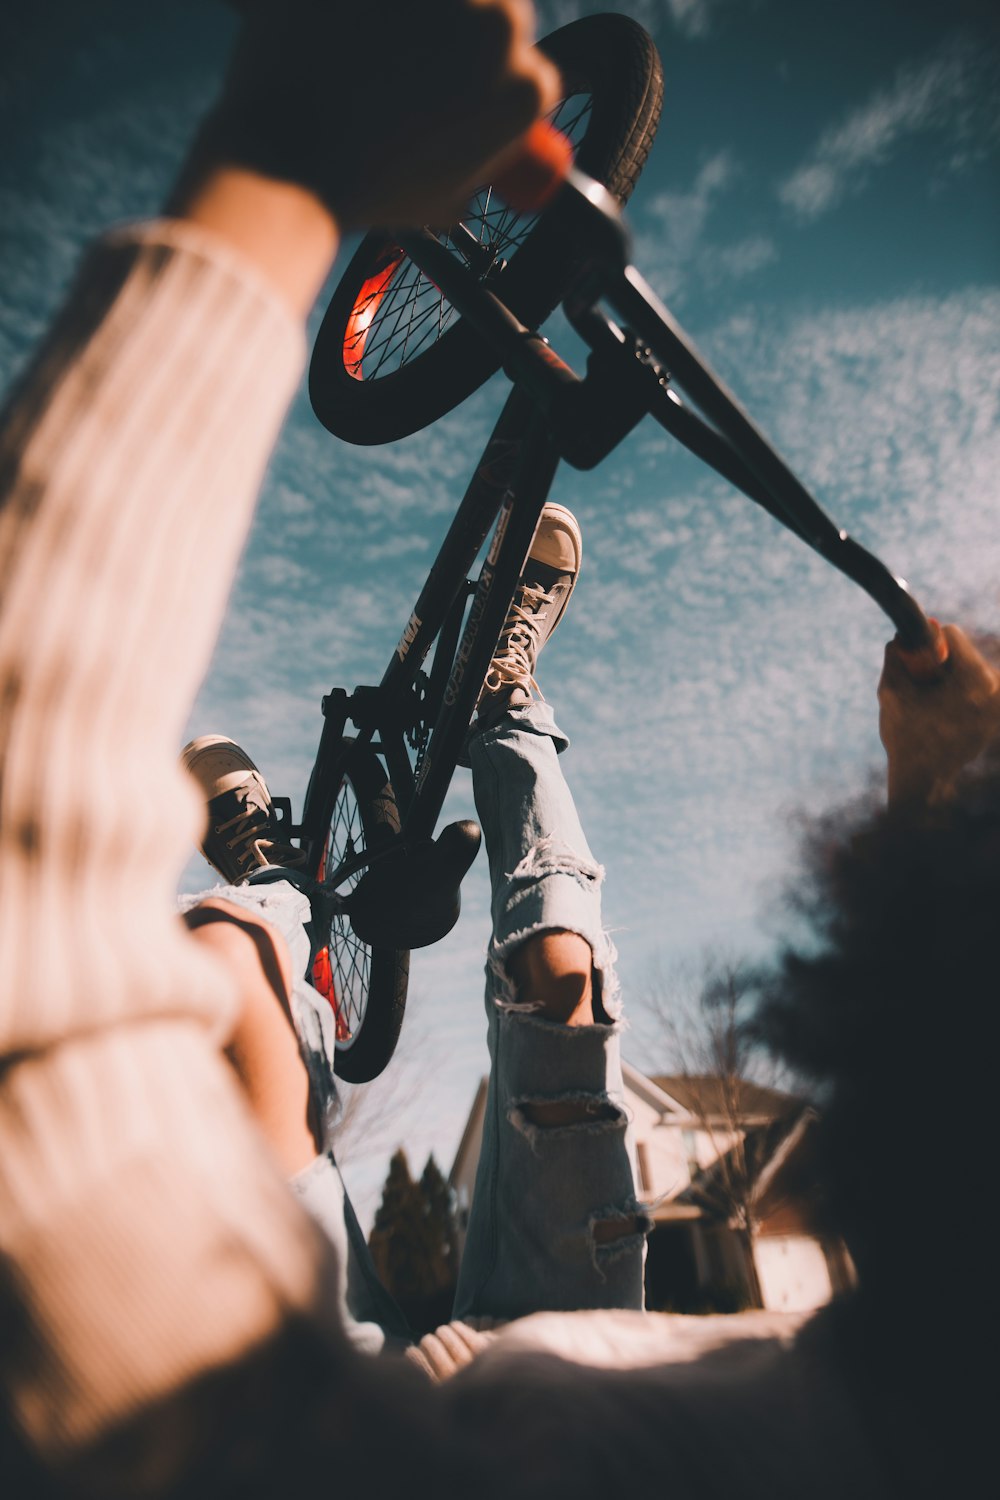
xmin=0 ymin=224 xmax=336 ymax=1468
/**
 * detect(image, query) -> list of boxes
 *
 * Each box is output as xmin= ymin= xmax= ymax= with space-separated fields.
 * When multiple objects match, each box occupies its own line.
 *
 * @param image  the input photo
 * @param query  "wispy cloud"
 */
xmin=635 ymin=151 xmax=777 ymax=304
xmin=778 ymin=36 xmax=1000 ymax=222
xmin=709 ymin=235 xmax=777 ymax=280
xmin=660 ymin=0 xmax=731 ymax=40
xmin=645 ymin=151 xmax=737 ymax=265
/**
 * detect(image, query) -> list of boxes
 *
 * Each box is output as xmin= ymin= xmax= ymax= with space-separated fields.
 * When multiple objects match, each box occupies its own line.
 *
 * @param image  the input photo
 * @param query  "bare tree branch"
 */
xmin=636 ymin=952 xmax=805 ymax=1309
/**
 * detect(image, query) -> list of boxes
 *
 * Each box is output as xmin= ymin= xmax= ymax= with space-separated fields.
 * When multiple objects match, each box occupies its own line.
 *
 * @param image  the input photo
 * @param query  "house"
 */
xmin=449 ymin=1061 xmax=854 ymax=1314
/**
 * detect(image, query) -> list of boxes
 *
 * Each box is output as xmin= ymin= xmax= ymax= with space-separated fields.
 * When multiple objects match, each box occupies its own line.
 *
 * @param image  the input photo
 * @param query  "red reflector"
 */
xmin=344 ymin=251 xmax=404 ymax=380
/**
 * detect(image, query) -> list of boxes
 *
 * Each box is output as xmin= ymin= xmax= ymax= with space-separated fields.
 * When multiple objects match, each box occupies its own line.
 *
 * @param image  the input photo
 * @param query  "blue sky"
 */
xmin=2 ymin=0 xmax=998 ymax=1227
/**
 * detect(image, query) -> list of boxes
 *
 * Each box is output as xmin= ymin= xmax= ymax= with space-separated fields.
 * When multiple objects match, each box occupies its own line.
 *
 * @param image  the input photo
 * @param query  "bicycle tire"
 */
xmin=309 ymin=13 xmax=663 ymax=445
xmin=311 ymin=738 xmax=410 ymax=1082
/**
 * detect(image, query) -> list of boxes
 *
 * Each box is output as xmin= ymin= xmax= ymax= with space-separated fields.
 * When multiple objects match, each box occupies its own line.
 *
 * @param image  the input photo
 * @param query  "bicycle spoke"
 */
xmin=366 ymin=291 xmax=457 ymax=376
xmin=478 ymin=185 xmax=494 ymax=241
xmin=323 ymin=771 xmax=383 ymax=1043
xmin=332 ymin=930 xmax=361 ymax=1025
xmin=367 ymin=293 xmax=452 ymax=370
xmin=399 ymin=266 xmax=423 ymax=365
xmin=349 ymin=93 xmax=593 ymax=383
xmin=366 ymin=271 xmax=432 ymax=376
xmin=361 ymin=264 xmax=456 ymax=373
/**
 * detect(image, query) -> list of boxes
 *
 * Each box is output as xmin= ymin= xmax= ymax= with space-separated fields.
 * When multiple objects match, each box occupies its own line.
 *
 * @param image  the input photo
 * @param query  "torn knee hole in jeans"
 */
xmin=592 ymin=1214 xmax=641 ymax=1246
xmin=509 ymin=836 xmax=604 ymax=890
xmin=489 ymin=836 xmax=623 ymax=1020
xmin=509 ymin=1092 xmax=626 ymax=1142
xmin=590 ymin=1202 xmax=654 ymax=1262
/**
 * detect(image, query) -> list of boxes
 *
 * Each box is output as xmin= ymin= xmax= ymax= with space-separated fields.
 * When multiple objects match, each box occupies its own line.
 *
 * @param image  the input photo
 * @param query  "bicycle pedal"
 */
xmin=347 ymin=820 xmax=481 ymax=950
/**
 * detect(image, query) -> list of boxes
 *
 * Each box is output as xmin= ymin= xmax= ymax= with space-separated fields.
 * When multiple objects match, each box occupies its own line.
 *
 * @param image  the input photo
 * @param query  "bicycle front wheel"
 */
xmin=309 ymin=12 xmax=663 ymax=445
xmin=311 ymin=739 xmax=409 ymax=1083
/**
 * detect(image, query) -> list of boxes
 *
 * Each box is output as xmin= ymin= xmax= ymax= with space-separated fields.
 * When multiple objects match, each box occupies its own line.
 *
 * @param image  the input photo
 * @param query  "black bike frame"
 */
xmin=296 ymin=385 xmax=560 ymax=881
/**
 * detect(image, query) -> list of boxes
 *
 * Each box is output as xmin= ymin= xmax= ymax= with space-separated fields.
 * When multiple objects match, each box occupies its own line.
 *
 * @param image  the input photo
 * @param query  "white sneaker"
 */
xmin=181 ymin=735 xmax=306 ymax=884
xmin=481 ymin=502 xmax=582 ymax=710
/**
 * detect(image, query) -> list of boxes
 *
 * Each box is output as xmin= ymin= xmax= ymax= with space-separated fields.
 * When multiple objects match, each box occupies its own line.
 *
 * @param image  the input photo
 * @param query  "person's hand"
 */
xmin=197 ymin=0 xmax=561 ymax=231
xmin=878 ymin=624 xmax=1000 ymax=808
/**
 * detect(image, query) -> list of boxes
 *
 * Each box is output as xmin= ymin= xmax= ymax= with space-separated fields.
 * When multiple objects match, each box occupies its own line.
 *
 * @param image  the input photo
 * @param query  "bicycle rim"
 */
xmin=344 ymin=93 xmax=593 ymax=384
xmin=309 ymin=13 xmax=664 ymax=443
xmin=312 ymin=786 xmax=369 ymax=1045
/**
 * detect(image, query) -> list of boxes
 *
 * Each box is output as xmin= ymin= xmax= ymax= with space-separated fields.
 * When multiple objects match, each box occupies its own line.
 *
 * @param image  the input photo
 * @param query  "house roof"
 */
xmin=448 ymin=1067 xmax=805 ymax=1195
xmin=651 ymin=1074 xmax=799 ymax=1123
xmin=673 ymin=1107 xmax=815 ymax=1221
xmin=448 ymin=1076 xmax=487 ymax=1188
xmin=620 ymin=1061 xmax=695 ymax=1119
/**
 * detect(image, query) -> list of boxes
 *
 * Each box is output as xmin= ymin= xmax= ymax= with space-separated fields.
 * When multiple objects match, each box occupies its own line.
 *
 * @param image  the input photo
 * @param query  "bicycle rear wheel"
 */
xmin=309 ymin=13 xmax=663 ymax=445
xmin=311 ymin=739 xmax=409 ymax=1082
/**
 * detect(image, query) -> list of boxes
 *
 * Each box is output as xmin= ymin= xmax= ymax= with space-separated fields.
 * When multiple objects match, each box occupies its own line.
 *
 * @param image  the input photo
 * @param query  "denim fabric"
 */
xmin=453 ymin=701 xmax=646 ymax=1319
xmin=177 ymin=874 xmax=412 ymax=1353
xmin=180 ymin=700 xmax=646 ymax=1342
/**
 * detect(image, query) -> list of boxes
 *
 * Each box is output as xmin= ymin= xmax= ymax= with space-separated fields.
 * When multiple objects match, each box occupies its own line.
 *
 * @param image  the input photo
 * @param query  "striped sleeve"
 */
xmin=0 ymin=220 xmax=305 ymax=1052
xmin=0 ymin=223 xmax=340 ymax=1471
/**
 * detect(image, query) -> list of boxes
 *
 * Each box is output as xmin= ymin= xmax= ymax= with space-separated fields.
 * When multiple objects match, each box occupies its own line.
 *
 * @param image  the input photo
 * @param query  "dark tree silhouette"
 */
xmin=368 ymin=1148 xmax=459 ymax=1335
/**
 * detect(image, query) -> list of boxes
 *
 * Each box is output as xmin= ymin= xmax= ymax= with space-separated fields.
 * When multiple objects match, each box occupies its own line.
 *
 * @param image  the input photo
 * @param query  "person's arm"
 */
xmin=0 ymin=0 xmax=561 ymax=1087
xmin=878 ymin=624 xmax=1000 ymax=809
xmin=0 ymin=1 xmax=558 ymax=1481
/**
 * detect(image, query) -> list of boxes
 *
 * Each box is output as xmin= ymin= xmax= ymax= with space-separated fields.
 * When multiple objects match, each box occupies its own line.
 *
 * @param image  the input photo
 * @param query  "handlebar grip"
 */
xmin=895 ymin=617 xmax=950 ymax=682
xmin=491 ymin=121 xmax=573 ymax=211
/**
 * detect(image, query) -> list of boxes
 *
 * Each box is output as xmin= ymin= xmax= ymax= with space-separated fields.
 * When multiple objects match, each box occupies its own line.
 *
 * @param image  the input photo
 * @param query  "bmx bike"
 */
xmin=286 ymin=13 xmax=941 ymax=1083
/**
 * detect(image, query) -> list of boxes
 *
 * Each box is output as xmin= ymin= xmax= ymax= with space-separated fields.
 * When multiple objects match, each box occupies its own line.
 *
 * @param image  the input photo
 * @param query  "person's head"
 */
xmin=754 ymin=756 xmax=1000 ymax=1308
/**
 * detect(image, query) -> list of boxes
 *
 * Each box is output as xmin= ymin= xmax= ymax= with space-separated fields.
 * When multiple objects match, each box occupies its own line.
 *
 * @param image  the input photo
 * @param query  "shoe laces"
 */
xmin=483 ymin=583 xmax=553 ymax=697
xmin=215 ymin=800 xmax=306 ymax=875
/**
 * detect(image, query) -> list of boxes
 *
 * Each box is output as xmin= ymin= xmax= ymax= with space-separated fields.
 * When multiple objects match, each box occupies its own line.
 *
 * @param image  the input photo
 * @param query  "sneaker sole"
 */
xmin=181 ymin=735 xmax=266 ymax=800
xmin=530 ymin=502 xmax=583 ymax=639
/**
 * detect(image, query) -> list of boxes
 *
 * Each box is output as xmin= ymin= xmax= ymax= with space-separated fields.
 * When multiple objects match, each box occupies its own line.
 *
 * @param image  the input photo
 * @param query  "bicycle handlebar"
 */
xmin=395 ymin=118 xmax=946 ymax=671
xmin=893 ymin=617 xmax=950 ymax=680
xmin=502 ymin=161 xmax=947 ymax=667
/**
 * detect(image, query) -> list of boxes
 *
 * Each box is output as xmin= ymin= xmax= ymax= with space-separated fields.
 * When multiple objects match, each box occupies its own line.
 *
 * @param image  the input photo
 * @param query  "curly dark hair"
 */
xmin=748 ymin=754 xmax=999 ymax=1489
xmin=756 ymin=758 xmax=1000 ymax=1290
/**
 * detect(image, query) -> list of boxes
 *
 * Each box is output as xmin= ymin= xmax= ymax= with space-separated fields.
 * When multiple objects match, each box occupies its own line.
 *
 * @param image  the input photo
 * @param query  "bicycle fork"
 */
xmin=404 ymin=401 xmax=561 ymax=841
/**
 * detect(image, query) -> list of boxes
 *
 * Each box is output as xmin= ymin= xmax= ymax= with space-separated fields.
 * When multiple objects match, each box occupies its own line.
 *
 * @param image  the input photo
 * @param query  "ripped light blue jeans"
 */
xmin=180 ymin=701 xmax=646 ymax=1348
xmin=454 ymin=699 xmax=647 ymax=1318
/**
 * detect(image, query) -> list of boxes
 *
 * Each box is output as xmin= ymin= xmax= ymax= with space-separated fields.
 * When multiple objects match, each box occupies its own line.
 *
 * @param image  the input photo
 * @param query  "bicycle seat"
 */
xmin=346 ymin=820 xmax=482 ymax=950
